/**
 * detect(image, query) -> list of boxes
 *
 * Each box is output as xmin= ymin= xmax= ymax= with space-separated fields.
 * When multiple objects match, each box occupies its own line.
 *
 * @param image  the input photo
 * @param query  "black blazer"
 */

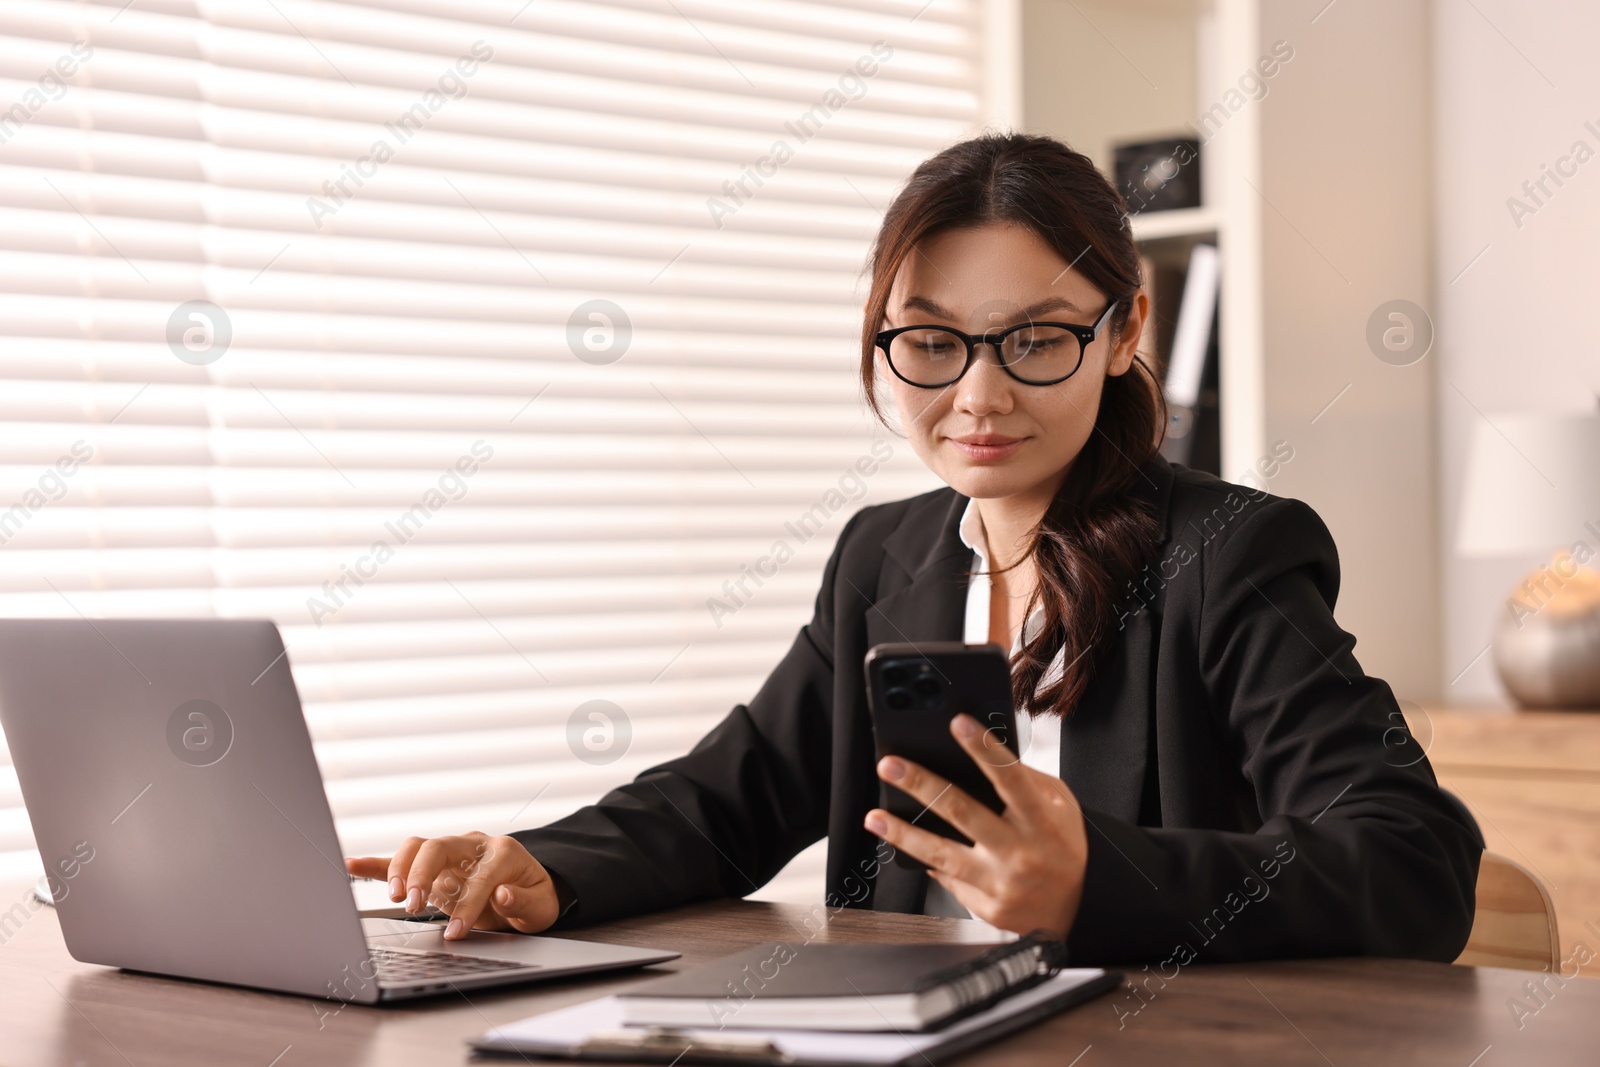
xmin=513 ymin=456 xmax=1482 ymax=964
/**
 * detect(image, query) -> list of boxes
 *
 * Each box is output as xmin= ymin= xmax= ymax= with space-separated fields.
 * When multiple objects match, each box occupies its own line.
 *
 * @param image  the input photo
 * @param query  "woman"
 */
xmin=347 ymin=133 xmax=1481 ymax=964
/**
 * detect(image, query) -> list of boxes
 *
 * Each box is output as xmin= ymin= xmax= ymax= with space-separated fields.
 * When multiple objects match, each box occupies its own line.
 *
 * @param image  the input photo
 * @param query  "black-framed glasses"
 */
xmin=875 ymin=299 xmax=1120 ymax=388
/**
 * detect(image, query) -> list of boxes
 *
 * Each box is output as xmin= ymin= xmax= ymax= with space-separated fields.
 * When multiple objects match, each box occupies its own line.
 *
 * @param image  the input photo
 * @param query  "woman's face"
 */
xmin=880 ymin=222 xmax=1147 ymax=506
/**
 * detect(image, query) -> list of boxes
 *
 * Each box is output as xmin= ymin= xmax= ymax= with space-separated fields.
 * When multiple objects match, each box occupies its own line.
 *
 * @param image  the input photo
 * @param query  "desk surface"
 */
xmin=2 ymin=893 xmax=1597 ymax=1066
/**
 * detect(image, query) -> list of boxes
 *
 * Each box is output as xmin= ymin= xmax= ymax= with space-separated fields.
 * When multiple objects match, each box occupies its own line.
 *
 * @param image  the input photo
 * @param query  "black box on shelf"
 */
xmin=1113 ymin=137 xmax=1202 ymax=214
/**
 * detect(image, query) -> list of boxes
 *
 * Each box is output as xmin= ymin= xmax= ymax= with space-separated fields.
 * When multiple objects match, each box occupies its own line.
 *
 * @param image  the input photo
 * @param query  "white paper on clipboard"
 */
xmin=472 ymin=967 xmax=1110 ymax=1065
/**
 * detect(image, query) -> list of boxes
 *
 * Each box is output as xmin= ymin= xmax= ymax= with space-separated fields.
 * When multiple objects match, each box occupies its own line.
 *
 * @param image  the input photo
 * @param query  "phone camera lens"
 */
xmin=912 ymin=677 xmax=939 ymax=698
xmin=885 ymin=688 xmax=911 ymax=710
xmin=883 ymin=665 xmax=908 ymax=686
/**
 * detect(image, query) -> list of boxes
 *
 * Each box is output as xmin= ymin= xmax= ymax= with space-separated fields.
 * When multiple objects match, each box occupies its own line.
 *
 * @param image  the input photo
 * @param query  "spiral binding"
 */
xmin=906 ymin=929 xmax=1071 ymax=1028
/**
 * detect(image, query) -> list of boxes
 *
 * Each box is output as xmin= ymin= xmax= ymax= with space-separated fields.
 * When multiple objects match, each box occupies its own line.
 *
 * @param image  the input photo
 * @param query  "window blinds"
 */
xmin=0 ymin=0 xmax=989 ymax=900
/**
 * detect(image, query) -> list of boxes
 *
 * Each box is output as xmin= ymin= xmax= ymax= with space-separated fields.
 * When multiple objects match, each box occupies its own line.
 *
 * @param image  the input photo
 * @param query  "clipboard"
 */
xmin=470 ymin=967 xmax=1121 ymax=1065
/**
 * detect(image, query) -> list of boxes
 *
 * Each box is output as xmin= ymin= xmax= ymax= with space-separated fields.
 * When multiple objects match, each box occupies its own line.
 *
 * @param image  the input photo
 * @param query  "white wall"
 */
xmin=1021 ymin=0 xmax=1198 ymax=171
xmin=1433 ymin=0 xmax=1600 ymax=704
xmin=1257 ymin=0 xmax=1439 ymax=702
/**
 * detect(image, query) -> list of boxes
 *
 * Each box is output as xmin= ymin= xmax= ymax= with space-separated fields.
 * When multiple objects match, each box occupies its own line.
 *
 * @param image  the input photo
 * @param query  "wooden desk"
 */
xmin=1 ymin=894 xmax=1597 ymax=1065
xmin=1417 ymin=706 xmax=1600 ymax=977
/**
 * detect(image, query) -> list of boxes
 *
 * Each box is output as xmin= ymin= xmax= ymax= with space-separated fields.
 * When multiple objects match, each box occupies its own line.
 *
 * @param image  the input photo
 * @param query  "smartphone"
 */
xmin=864 ymin=642 xmax=1021 ymax=868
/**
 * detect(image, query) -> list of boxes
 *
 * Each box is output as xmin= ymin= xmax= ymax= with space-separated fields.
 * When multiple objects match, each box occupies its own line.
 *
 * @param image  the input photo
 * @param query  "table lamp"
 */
xmin=1455 ymin=409 xmax=1600 ymax=708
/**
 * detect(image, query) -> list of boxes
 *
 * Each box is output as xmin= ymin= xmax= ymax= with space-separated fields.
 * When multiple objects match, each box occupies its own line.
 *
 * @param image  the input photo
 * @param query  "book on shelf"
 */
xmin=1139 ymin=241 xmax=1220 ymax=473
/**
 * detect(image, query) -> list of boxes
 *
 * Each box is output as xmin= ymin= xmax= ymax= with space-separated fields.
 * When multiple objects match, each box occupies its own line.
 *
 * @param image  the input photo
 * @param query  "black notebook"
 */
xmin=617 ymin=935 xmax=1065 ymax=1032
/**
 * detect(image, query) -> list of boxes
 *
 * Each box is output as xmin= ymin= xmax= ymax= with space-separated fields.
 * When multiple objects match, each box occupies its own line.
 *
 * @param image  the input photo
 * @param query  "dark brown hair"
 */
xmin=859 ymin=132 xmax=1166 ymax=717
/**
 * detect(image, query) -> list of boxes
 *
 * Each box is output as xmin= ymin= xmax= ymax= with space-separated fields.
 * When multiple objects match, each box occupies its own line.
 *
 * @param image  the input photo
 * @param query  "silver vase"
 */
xmin=1492 ymin=574 xmax=1600 ymax=708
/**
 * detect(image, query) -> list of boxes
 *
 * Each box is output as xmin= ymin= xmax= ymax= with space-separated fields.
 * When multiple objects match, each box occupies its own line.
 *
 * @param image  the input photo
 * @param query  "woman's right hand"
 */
xmin=345 ymin=832 xmax=563 ymax=940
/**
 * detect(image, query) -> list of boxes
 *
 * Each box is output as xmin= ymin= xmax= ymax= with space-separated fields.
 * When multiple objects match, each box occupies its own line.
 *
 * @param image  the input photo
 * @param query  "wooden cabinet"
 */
xmin=1414 ymin=706 xmax=1600 ymax=977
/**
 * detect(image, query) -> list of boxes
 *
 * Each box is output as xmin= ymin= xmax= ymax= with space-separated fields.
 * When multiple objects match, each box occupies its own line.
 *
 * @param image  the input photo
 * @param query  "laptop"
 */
xmin=0 ymin=618 xmax=679 ymax=1002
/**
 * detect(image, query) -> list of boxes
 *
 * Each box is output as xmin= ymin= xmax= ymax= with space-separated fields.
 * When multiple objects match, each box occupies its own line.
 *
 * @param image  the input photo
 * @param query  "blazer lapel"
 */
xmin=863 ymin=530 xmax=969 ymax=653
xmin=1060 ymin=601 xmax=1154 ymax=823
xmin=864 ymin=489 xmax=969 ymax=914
xmin=1061 ymin=457 xmax=1176 ymax=823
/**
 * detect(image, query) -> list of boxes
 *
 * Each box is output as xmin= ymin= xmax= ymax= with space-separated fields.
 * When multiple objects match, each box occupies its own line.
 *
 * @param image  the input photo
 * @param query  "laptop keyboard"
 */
xmin=370 ymin=946 xmax=532 ymax=984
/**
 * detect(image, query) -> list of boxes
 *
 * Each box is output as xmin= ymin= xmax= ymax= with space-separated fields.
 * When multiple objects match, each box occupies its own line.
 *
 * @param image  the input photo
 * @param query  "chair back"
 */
xmin=1455 ymin=851 xmax=1560 ymax=972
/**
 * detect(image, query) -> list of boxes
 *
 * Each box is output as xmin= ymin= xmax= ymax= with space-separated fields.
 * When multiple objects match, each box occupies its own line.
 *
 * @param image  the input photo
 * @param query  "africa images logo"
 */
xmin=166 ymin=700 xmax=234 ymax=767
xmin=166 ymin=301 xmax=232 ymax=365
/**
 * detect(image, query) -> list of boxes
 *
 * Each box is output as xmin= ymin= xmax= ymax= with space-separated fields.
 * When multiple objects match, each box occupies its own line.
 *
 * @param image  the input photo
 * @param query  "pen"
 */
xmin=579 ymin=1027 xmax=792 ymax=1064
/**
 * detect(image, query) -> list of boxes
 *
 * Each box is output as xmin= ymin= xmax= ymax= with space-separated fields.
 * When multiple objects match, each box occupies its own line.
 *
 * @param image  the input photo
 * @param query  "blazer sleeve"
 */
xmin=1065 ymin=495 xmax=1482 ymax=964
xmin=506 ymin=513 xmax=856 ymax=928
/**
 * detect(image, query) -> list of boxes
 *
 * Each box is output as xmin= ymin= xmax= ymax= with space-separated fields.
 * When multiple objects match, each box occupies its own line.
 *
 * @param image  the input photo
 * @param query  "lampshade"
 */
xmin=1455 ymin=411 xmax=1600 ymax=558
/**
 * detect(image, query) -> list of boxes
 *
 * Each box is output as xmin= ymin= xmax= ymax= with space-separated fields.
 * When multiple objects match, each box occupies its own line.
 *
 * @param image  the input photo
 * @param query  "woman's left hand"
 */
xmin=863 ymin=712 xmax=1089 ymax=938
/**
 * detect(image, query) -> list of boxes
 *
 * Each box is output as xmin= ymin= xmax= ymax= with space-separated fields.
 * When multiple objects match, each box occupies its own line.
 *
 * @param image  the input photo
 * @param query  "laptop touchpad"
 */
xmin=361 ymin=917 xmax=555 ymax=962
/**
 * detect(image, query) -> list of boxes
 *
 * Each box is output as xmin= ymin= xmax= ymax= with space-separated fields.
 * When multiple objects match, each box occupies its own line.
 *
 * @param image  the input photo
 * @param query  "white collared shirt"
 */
xmin=956 ymin=498 xmax=1064 ymax=776
xmin=923 ymin=498 xmax=1064 ymax=924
